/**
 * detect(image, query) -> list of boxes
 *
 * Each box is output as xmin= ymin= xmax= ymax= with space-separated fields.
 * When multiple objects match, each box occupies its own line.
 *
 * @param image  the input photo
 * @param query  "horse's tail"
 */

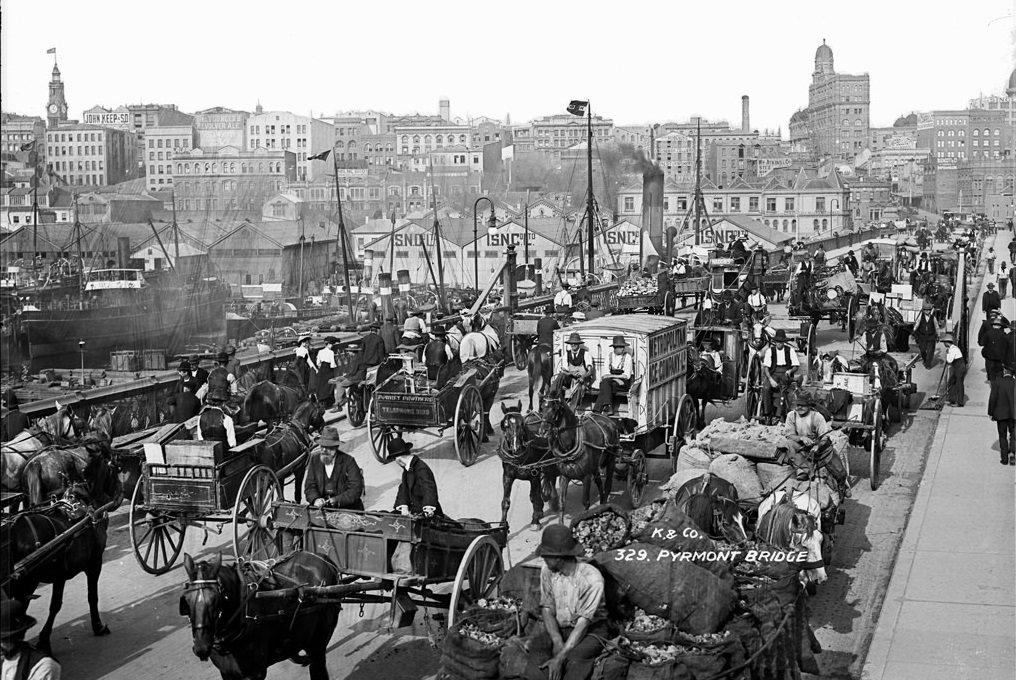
xmin=22 ymin=459 xmax=45 ymax=507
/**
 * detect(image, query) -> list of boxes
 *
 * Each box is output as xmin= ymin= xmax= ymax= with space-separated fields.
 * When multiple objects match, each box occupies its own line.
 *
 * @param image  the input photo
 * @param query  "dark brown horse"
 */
xmin=684 ymin=346 xmax=723 ymax=429
xmin=525 ymin=346 xmax=553 ymax=412
xmin=180 ymin=552 xmax=340 ymax=680
xmin=1 ymin=451 xmax=121 ymax=654
xmin=539 ymin=393 xmax=619 ymax=524
xmin=243 ymin=373 xmax=308 ymax=427
xmin=672 ymin=473 xmax=748 ymax=544
xmin=260 ymin=399 xmax=324 ymax=504
xmin=497 ymin=401 xmax=559 ymax=530
xmin=20 ymin=409 xmax=116 ymax=507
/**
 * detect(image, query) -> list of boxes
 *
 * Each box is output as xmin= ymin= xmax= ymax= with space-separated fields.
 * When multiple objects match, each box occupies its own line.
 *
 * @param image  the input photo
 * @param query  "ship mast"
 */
xmin=171 ymin=189 xmax=180 ymax=262
xmin=331 ymin=151 xmax=355 ymax=325
xmin=429 ymin=156 xmax=448 ymax=314
xmin=585 ymin=101 xmax=595 ymax=275
xmin=73 ymin=193 xmax=83 ymax=305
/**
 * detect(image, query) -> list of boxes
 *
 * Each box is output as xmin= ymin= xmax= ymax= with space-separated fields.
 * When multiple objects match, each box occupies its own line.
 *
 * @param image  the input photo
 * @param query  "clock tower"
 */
xmin=47 ymin=62 xmax=68 ymax=129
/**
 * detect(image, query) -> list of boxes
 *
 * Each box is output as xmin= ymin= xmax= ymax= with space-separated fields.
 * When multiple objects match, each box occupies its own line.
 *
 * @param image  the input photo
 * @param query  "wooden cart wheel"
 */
xmin=367 ymin=395 xmax=395 ymax=464
xmin=869 ymin=400 xmax=885 ymax=491
xmin=846 ymin=294 xmax=858 ymax=340
xmin=669 ymin=394 xmax=698 ymax=475
xmin=512 ymin=337 xmax=528 ymax=371
xmin=233 ymin=466 xmax=282 ymax=562
xmin=626 ymin=449 xmax=648 ymax=507
xmin=346 ymin=386 xmax=366 ymax=428
xmin=663 ymin=291 xmax=676 ymax=316
xmin=129 ymin=479 xmax=187 ymax=575
xmin=744 ymin=354 xmax=763 ymax=421
xmin=454 ymin=384 xmax=484 ymax=467
xmin=447 ymin=535 xmax=505 ymax=629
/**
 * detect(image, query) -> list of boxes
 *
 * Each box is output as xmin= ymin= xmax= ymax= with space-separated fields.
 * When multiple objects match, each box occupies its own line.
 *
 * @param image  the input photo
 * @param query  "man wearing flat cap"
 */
xmin=1 ymin=599 xmax=60 ymax=678
xmin=304 ymin=426 xmax=364 ymax=510
xmin=524 ymin=524 xmax=607 ymax=680
xmin=913 ymin=300 xmax=939 ymax=369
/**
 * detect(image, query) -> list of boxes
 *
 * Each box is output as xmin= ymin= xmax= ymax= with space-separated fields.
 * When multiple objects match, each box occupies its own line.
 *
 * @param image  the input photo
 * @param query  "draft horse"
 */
xmin=539 ymin=392 xmax=620 ymax=524
xmin=525 ymin=345 xmax=554 ymax=412
xmin=180 ymin=551 xmax=340 ymax=680
xmin=259 ymin=398 xmax=325 ymax=504
xmin=497 ymin=401 xmax=559 ymax=530
xmin=1 ymin=451 xmax=122 ymax=654
xmin=684 ymin=345 xmax=724 ymax=429
xmin=672 ymin=473 xmax=748 ymax=544
xmin=243 ymin=369 xmax=309 ymax=428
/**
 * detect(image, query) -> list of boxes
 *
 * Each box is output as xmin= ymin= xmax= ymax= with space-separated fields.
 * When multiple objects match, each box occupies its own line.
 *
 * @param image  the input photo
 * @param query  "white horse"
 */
xmin=758 ymin=489 xmax=828 ymax=586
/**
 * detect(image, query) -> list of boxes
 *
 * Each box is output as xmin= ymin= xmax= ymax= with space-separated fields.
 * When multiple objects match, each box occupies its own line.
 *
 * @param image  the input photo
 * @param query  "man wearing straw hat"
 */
xmin=1 ymin=599 xmax=61 ymax=678
xmin=594 ymin=336 xmax=633 ymax=416
xmin=551 ymin=333 xmax=594 ymax=405
xmin=525 ymin=524 xmax=607 ymax=680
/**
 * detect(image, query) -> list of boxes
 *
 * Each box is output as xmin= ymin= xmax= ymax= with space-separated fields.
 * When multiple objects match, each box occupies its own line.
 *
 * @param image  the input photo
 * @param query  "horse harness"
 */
xmin=497 ymin=413 xmax=555 ymax=477
xmin=540 ymin=407 xmax=616 ymax=464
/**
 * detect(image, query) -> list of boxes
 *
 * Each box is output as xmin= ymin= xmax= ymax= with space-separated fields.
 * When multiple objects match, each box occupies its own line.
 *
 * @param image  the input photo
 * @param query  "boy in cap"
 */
xmin=942 ymin=334 xmax=966 ymax=407
xmin=525 ymin=524 xmax=607 ymax=680
xmin=594 ymin=336 xmax=633 ymax=416
xmin=304 ymin=426 xmax=364 ymax=509
xmin=1 ymin=599 xmax=60 ymax=679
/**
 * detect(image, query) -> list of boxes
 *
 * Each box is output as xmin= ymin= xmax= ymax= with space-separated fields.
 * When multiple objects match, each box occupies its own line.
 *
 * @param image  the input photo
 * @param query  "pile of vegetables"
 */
xmin=474 ymin=597 xmax=522 ymax=613
xmin=572 ymin=509 xmax=630 ymax=557
xmin=628 ymin=500 xmax=668 ymax=536
xmin=625 ymin=608 xmax=670 ymax=634
xmin=619 ymin=279 xmax=658 ymax=297
xmin=457 ymin=622 xmax=503 ymax=648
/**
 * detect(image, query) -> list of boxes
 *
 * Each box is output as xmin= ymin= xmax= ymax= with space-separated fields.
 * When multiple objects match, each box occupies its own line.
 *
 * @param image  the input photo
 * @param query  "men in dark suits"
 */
xmin=980 ymin=316 xmax=1011 ymax=382
xmin=988 ymin=364 xmax=1016 ymax=465
xmin=304 ymin=426 xmax=364 ymax=509
xmin=361 ymin=322 xmax=387 ymax=367
xmin=982 ymin=282 xmax=1001 ymax=317
xmin=390 ymin=438 xmax=442 ymax=517
xmin=166 ymin=382 xmax=201 ymax=424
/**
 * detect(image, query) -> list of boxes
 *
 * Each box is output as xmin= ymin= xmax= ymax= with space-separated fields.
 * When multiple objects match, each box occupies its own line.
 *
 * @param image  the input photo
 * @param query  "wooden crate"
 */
xmin=832 ymin=372 xmax=871 ymax=396
xmin=165 ymin=440 xmax=224 ymax=467
xmin=145 ymin=463 xmax=217 ymax=511
xmin=110 ymin=351 xmax=139 ymax=372
xmin=142 ymin=349 xmax=166 ymax=370
xmin=672 ymin=276 xmax=709 ymax=294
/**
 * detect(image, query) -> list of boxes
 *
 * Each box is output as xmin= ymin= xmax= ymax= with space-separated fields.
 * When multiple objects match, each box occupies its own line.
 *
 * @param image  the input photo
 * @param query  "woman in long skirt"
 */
xmin=942 ymin=333 xmax=966 ymax=407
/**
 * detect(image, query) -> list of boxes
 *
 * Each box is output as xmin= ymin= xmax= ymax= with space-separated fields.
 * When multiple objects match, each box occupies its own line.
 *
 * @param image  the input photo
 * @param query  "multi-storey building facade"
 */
xmin=171 ymin=146 xmax=296 ymax=215
xmin=144 ymin=125 xmax=197 ymax=190
xmin=1 ymin=113 xmax=46 ymax=160
xmin=789 ymin=41 xmax=870 ymax=161
xmin=529 ymin=114 xmax=613 ymax=161
xmin=394 ymin=121 xmax=473 ymax=161
xmin=246 ymin=110 xmax=333 ymax=182
xmin=45 ymin=123 xmax=137 ymax=187
xmin=193 ymin=107 xmax=249 ymax=151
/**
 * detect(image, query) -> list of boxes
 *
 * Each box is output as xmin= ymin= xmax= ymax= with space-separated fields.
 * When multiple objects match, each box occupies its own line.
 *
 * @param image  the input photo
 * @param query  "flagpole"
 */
xmin=586 ymin=101 xmax=595 ymax=276
xmin=31 ymin=146 xmax=39 ymax=260
xmin=331 ymin=151 xmax=355 ymax=324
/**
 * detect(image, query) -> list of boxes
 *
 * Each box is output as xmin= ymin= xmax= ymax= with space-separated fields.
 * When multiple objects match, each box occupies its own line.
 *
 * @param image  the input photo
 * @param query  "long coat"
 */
xmin=394 ymin=456 xmax=443 ymax=516
xmin=988 ymin=374 xmax=1016 ymax=422
xmin=304 ymin=451 xmax=364 ymax=509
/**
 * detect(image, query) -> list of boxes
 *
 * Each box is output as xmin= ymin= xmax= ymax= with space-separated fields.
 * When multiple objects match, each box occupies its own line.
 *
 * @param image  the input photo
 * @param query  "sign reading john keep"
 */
xmin=84 ymin=112 xmax=129 ymax=127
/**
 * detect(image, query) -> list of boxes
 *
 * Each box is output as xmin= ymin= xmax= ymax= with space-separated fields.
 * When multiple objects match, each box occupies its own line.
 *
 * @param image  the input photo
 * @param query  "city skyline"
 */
xmin=2 ymin=0 xmax=1014 ymax=134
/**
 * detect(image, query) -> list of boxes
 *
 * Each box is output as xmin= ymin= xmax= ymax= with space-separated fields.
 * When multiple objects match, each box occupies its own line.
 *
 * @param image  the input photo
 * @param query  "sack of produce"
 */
xmin=619 ymin=639 xmax=692 ymax=680
xmin=591 ymin=650 xmax=632 ymax=680
xmin=466 ymin=596 xmax=528 ymax=638
xmin=660 ymin=469 xmax=709 ymax=496
xmin=572 ymin=503 xmax=631 ymax=557
xmin=672 ymin=446 xmax=712 ymax=475
xmin=622 ymin=608 xmax=675 ymax=643
xmin=671 ymin=629 xmax=746 ymax=679
xmin=594 ymin=543 xmax=736 ymax=635
xmin=629 ymin=499 xmax=669 ymax=536
xmin=630 ymin=499 xmax=717 ymax=556
xmin=756 ymin=462 xmax=794 ymax=494
xmin=708 ymin=454 xmax=763 ymax=501
xmin=498 ymin=637 xmax=530 ymax=680
xmin=441 ymin=619 xmax=502 ymax=679
xmin=499 ymin=564 xmax=543 ymax=618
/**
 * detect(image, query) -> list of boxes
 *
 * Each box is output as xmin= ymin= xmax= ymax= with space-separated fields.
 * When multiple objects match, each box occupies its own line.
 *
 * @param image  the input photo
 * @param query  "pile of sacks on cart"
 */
xmin=440 ymin=419 xmax=848 ymax=680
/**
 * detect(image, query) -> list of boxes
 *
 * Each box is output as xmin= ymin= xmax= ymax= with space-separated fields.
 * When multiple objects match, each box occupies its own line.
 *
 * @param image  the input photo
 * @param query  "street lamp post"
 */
xmin=472 ymin=196 xmax=495 ymax=296
xmin=78 ymin=340 xmax=85 ymax=385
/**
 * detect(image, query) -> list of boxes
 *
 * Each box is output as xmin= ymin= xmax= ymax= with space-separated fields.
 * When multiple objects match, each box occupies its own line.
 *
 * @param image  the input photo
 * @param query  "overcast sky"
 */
xmin=2 ymin=0 xmax=1014 ymax=134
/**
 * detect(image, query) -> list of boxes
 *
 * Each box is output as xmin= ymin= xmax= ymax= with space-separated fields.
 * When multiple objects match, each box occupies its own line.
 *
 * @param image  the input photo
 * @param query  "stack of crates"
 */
xmin=142 ymin=349 xmax=166 ymax=370
xmin=110 ymin=350 xmax=139 ymax=372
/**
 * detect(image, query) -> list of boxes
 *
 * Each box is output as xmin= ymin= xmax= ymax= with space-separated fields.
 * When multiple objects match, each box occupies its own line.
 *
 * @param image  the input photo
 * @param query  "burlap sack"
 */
xmin=708 ymin=454 xmax=762 ymax=501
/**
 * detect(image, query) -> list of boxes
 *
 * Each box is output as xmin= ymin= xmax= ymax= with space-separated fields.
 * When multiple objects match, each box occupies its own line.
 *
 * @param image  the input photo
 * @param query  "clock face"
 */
xmin=48 ymin=104 xmax=58 ymax=114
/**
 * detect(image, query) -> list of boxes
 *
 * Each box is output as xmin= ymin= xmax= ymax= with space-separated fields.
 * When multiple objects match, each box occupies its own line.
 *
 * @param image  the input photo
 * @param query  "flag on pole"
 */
xmin=308 ymin=149 xmax=331 ymax=161
xmin=46 ymin=48 xmax=56 ymax=54
xmin=20 ymin=140 xmax=36 ymax=152
xmin=566 ymin=100 xmax=588 ymax=117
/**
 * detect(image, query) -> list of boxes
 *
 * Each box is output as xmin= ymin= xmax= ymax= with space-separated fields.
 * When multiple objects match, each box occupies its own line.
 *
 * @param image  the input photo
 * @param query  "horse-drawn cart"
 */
xmin=128 ymin=437 xmax=308 ymax=574
xmin=551 ymin=316 xmax=696 ymax=504
xmin=261 ymin=502 xmax=508 ymax=628
xmin=505 ymin=312 xmax=542 ymax=370
xmin=366 ymin=352 xmax=504 ymax=467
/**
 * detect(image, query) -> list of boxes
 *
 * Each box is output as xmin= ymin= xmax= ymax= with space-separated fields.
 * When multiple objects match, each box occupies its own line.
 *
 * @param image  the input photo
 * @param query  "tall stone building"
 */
xmin=789 ymin=41 xmax=870 ymax=161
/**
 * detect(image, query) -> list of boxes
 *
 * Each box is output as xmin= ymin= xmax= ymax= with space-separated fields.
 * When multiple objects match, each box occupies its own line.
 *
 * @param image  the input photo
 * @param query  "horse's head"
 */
xmin=292 ymin=397 xmax=324 ymax=433
xmin=181 ymin=553 xmax=231 ymax=661
xmin=499 ymin=400 xmax=528 ymax=453
xmin=80 ymin=446 xmax=123 ymax=510
xmin=88 ymin=406 xmax=113 ymax=442
xmin=538 ymin=394 xmax=569 ymax=440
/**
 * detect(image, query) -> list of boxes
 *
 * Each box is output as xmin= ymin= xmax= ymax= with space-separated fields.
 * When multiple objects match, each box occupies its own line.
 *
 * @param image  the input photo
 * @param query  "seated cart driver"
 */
xmin=552 ymin=333 xmax=594 ymax=405
xmin=699 ymin=336 xmax=724 ymax=374
xmin=330 ymin=340 xmax=365 ymax=411
xmin=783 ymin=392 xmax=849 ymax=496
xmin=747 ymin=284 xmax=768 ymax=316
xmin=594 ymin=335 xmax=633 ymax=416
xmin=196 ymin=386 xmax=237 ymax=449
xmin=762 ymin=329 xmax=800 ymax=418
xmin=304 ymin=425 xmax=364 ymax=510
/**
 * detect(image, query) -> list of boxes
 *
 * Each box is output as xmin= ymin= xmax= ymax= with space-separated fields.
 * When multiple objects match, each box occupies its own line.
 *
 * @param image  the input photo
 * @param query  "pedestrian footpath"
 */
xmin=862 ymin=230 xmax=1016 ymax=680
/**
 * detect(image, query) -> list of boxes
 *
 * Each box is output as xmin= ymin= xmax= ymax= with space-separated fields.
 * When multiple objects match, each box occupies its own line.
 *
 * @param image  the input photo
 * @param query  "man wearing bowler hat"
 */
xmin=389 ymin=438 xmax=442 ymax=518
xmin=196 ymin=386 xmax=237 ymax=449
xmin=526 ymin=524 xmax=607 ymax=680
xmin=1 ymin=598 xmax=61 ymax=678
xmin=594 ymin=336 xmax=632 ymax=416
xmin=304 ymin=426 xmax=364 ymax=510
xmin=913 ymin=300 xmax=939 ymax=368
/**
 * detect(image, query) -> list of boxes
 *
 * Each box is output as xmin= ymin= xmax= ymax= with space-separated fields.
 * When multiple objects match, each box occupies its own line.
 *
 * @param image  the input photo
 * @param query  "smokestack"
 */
xmin=641 ymin=166 xmax=665 ymax=264
xmin=439 ymin=98 xmax=450 ymax=122
xmin=741 ymin=95 xmax=750 ymax=132
xmin=117 ymin=237 xmax=131 ymax=269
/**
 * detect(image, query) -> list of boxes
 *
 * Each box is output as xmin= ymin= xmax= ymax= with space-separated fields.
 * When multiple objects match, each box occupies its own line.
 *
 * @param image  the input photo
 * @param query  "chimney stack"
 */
xmin=439 ymin=98 xmax=450 ymax=122
xmin=741 ymin=95 xmax=750 ymax=132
